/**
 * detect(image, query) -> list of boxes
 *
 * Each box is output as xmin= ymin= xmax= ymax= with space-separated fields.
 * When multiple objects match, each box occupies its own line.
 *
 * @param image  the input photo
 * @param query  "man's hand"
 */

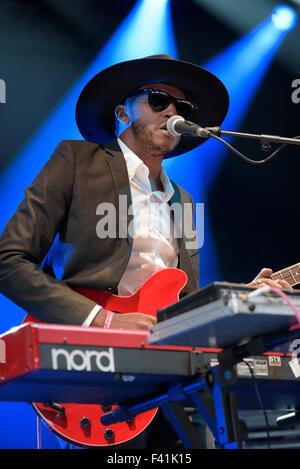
xmin=247 ymin=267 xmax=292 ymax=290
xmin=90 ymin=308 xmax=157 ymax=330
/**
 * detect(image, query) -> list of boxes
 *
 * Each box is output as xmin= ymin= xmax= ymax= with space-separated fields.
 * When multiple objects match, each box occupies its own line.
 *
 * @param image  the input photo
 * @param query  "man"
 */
xmin=0 ymin=55 xmax=291 ymax=448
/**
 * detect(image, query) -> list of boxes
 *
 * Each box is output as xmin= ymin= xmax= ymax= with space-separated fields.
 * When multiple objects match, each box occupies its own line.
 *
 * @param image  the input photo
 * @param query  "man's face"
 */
xmin=120 ymin=83 xmax=186 ymax=157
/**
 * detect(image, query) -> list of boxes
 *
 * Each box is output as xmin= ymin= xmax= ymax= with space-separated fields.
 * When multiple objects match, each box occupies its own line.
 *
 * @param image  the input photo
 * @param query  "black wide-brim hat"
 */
xmin=75 ymin=55 xmax=229 ymax=158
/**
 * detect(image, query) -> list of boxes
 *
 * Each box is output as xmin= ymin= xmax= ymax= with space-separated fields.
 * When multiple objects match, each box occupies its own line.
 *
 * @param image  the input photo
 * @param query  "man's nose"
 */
xmin=162 ymin=102 xmax=177 ymax=118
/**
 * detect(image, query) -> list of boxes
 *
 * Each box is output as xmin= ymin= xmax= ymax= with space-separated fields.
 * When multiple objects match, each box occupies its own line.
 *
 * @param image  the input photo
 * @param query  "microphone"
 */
xmin=166 ymin=115 xmax=211 ymax=138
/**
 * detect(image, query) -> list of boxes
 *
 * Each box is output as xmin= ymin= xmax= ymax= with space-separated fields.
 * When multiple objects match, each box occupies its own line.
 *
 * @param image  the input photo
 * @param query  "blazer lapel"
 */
xmin=170 ymin=180 xmax=199 ymax=295
xmin=103 ymin=140 xmax=133 ymax=249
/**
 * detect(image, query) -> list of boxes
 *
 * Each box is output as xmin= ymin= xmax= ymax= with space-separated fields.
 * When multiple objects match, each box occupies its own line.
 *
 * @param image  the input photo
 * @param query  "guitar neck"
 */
xmin=271 ymin=262 xmax=300 ymax=287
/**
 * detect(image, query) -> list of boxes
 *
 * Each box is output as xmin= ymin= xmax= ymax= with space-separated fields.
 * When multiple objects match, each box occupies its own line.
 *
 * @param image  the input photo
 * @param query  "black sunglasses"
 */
xmin=124 ymin=88 xmax=198 ymax=120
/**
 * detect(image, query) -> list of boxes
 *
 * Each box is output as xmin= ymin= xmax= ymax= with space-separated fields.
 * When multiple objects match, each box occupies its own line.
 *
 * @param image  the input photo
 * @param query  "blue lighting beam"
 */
xmin=0 ymin=0 xmax=176 ymax=236
xmin=163 ymin=6 xmax=295 ymax=285
xmin=0 ymin=0 xmax=177 ymax=331
xmin=271 ymin=5 xmax=297 ymax=30
xmin=0 ymin=0 xmax=177 ymax=449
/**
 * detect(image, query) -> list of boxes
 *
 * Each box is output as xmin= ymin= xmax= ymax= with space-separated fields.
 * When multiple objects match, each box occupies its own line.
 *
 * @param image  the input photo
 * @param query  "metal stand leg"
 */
xmin=228 ymin=392 xmax=244 ymax=448
xmin=212 ymin=385 xmax=240 ymax=448
xmin=188 ymin=390 xmax=218 ymax=440
xmin=160 ymin=401 xmax=206 ymax=449
xmin=37 ymin=415 xmax=41 ymax=449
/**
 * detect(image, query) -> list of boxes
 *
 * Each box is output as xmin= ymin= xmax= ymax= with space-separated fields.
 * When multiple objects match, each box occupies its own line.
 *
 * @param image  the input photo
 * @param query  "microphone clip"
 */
xmin=205 ymin=126 xmax=222 ymax=137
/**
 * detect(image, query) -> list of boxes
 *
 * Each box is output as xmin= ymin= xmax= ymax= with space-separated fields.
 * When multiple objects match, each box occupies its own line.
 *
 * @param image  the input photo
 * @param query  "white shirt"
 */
xmin=82 ymin=139 xmax=179 ymax=326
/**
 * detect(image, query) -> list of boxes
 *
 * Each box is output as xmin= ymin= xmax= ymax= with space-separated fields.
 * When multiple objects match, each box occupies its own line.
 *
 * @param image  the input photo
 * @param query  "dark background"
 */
xmin=0 ymin=0 xmax=299 ymax=284
xmin=0 ymin=0 xmax=299 ymax=450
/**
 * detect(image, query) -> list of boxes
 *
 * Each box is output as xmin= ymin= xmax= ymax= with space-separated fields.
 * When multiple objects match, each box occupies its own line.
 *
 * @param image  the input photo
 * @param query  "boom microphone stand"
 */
xmin=204 ymin=127 xmax=300 ymax=165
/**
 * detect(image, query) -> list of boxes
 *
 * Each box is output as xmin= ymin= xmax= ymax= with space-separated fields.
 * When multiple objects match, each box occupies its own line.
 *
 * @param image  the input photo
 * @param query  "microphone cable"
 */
xmin=207 ymin=133 xmax=300 ymax=165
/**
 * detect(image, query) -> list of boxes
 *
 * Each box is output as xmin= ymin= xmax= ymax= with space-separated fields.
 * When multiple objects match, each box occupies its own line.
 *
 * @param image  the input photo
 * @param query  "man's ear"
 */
xmin=115 ymin=105 xmax=130 ymax=124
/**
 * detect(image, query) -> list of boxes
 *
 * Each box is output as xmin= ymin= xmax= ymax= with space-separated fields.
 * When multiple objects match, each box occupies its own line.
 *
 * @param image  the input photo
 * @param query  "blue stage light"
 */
xmin=271 ymin=5 xmax=297 ymax=30
xmin=164 ymin=5 xmax=297 ymax=287
xmin=0 ymin=0 xmax=178 ymax=450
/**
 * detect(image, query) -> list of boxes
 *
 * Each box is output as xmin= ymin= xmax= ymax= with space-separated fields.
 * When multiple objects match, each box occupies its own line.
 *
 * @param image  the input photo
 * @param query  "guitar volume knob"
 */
xmin=80 ymin=416 xmax=91 ymax=429
xmin=104 ymin=428 xmax=115 ymax=441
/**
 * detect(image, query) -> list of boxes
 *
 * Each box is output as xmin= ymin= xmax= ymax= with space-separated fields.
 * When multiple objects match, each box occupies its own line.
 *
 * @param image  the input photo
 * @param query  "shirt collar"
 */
xmin=117 ymin=138 xmax=145 ymax=180
xmin=117 ymin=138 xmax=174 ymax=201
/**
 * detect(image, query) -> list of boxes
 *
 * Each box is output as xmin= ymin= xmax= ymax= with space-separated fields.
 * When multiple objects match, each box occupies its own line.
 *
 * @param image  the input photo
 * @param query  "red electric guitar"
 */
xmin=23 ymin=268 xmax=187 ymax=448
xmin=23 ymin=263 xmax=300 ymax=448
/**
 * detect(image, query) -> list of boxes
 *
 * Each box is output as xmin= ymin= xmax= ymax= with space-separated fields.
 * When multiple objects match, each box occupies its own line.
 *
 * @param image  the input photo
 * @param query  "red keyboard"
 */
xmin=0 ymin=322 xmax=299 ymax=410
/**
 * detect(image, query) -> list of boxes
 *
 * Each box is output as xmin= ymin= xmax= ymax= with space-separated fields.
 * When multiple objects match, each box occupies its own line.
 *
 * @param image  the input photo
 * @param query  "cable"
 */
xmin=247 ymin=285 xmax=300 ymax=328
xmin=242 ymin=286 xmax=300 ymax=448
xmin=242 ymin=359 xmax=272 ymax=449
xmin=267 ymin=286 xmax=300 ymax=329
xmin=209 ymin=134 xmax=300 ymax=165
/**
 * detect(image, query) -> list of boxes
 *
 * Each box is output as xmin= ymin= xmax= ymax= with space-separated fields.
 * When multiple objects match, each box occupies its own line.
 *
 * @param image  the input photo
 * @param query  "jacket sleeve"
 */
xmin=0 ymin=140 xmax=97 ymax=325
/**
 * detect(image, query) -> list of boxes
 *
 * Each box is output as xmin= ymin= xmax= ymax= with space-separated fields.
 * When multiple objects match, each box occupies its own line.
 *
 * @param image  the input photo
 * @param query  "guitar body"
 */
xmin=23 ymin=268 xmax=187 ymax=448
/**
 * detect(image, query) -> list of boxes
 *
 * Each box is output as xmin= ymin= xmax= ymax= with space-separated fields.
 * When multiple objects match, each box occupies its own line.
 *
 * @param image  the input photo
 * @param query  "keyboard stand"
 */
xmin=100 ymin=362 xmax=245 ymax=449
xmin=101 ymin=326 xmax=300 ymax=449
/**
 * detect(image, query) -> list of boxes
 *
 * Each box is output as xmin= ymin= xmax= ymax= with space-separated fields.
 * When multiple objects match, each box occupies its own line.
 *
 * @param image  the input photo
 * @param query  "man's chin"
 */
xmin=153 ymin=135 xmax=180 ymax=156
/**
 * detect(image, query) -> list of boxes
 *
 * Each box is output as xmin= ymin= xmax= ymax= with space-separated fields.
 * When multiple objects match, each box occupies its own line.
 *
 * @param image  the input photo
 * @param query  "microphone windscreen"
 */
xmin=166 ymin=115 xmax=185 ymax=136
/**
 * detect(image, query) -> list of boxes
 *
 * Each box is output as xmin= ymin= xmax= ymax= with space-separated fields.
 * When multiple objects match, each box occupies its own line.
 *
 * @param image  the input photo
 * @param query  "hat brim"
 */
xmin=75 ymin=57 xmax=229 ymax=158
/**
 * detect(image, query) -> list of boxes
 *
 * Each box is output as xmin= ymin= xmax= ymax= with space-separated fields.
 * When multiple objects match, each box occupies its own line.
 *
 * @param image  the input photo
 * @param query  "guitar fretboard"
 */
xmin=271 ymin=262 xmax=300 ymax=287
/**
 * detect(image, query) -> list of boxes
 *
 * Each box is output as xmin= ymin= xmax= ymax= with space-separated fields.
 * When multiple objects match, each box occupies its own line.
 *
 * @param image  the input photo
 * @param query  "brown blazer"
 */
xmin=0 ymin=140 xmax=199 ymax=325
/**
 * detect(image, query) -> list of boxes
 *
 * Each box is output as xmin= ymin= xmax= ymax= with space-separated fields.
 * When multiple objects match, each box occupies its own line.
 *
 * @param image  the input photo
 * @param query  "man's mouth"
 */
xmin=159 ymin=123 xmax=170 ymax=134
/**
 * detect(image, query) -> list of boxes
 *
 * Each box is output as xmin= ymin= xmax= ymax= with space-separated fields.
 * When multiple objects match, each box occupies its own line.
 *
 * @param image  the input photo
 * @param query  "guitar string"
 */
xmin=271 ymin=266 xmax=300 ymax=285
xmin=272 ymin=272 xmax=299 ymax=284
